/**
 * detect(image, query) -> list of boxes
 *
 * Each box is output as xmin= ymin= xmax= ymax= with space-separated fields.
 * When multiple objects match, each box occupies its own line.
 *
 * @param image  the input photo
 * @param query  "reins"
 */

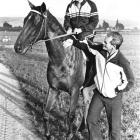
xmin=33 ymin=32 xmax=76 ymax=46
xmin=25 ymin=10 xmax=76 ymax=50
xmin=24 ymin=9 xmax=96 ymax=53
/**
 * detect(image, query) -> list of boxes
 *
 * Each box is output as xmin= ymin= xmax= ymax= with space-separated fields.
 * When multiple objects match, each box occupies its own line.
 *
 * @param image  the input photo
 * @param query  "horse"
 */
xmin=14 ymin=1 xmax=86 ymax=138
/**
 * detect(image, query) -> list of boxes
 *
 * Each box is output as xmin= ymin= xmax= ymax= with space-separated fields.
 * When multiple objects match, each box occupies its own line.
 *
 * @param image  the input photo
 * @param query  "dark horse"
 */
xmin=14 ymin=1 xmax=85 ymax=138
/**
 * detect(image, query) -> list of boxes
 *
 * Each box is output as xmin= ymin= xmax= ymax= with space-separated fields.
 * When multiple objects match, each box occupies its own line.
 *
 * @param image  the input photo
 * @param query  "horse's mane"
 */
xmin=47 ymin=11 xmax=65 ymax=33
xmin=32 ymin=5 xmax=65 ymax=34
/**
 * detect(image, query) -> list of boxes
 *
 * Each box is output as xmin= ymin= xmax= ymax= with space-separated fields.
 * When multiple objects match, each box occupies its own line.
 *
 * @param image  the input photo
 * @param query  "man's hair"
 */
xmin=107 ymin=31 xmax=123 ymax=49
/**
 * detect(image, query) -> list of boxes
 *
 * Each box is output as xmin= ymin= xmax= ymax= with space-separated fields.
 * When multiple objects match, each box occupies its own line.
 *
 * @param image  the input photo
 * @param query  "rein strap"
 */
xmin=33 ymin=32 xmax=76 ymax=46
xmin=30 ymin=9 xmax=96 ymax=45
xmin=45 ymin=32 xmax=75 ymax=41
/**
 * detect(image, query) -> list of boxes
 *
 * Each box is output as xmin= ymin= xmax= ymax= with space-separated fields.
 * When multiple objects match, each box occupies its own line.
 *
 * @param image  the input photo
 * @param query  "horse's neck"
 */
xmin=45 ymin=14 xmax=66 ymax=65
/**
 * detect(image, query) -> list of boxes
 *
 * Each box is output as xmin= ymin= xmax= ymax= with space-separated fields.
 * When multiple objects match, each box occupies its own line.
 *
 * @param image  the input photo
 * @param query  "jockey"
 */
xmin=63 ymin=0 xmax=99 ymax=86
xmin=64 ymin=0 xmax=99 ymax=41
xmin=63 ymin=0 xmax=99 ymax=134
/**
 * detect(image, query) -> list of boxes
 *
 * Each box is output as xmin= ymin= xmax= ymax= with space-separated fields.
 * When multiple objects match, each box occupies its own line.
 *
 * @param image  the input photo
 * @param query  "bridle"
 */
xmin=30 ymin=10 xmax=48 ymax=44
xmin=23 ymin=9 xmax=48 ymax=53
xmin=23 ymin=9 xmax=97 ymax=54
xmin=23 ymin=9 xmax=75 ymax=54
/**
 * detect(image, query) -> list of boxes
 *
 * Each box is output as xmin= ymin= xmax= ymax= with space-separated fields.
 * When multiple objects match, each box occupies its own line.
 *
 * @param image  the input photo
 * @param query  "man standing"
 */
xmin=63 ymin=0 xmax=99 ymax=134
xmin=63 ymin=31 xmax=134 ymax=139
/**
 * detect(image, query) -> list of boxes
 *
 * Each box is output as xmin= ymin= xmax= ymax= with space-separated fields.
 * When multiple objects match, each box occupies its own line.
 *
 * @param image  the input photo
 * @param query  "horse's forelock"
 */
xmin=32 ymin=6 xmax=42 ymax=13
xmin=30 ymin=2 xmax=47 ymax=14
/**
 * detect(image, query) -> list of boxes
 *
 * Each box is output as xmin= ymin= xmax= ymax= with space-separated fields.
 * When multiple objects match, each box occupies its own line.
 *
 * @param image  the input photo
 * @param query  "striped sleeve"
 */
xmin=83 ymin=0 xmax=99 ymax=31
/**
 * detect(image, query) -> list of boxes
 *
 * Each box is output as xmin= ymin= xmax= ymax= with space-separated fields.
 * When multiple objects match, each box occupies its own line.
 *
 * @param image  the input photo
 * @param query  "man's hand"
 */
xmin=74 ymin=28 xmax=82 ymax=34
xmin=67 ymin=27 xmax=72 ymax=34
xmin=63 ymin=39 xmax=73 ymax=48
xmin=115 ymin=87 xmax=120 ymax=93
xmin=115 ymin=87 xmax=122 ymax=95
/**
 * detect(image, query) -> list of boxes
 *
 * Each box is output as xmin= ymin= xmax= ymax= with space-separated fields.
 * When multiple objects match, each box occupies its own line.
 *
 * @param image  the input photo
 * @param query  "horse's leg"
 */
xmin=67 ymin=87 xmax=80 ymax=139
xmin=79 ymin=86 xmax=92 ymax=131
xmin=82 ymin=85 xmax=95 ymax=126
xmin=45 ymin=88 xmax=59 ymax=111
xmin=76 ymin=85 xmax=95 ymax=139
xmin=42 ymin=87 xmax=50 ymax=137
xmin=43 ymin=87 xmax=59 ymax=137
xmin=70 ymin=87 xmax=80 ymax=118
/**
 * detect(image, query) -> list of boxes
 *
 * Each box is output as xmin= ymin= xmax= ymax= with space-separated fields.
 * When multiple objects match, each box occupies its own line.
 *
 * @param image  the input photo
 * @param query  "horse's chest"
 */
xmin=63 ymin=46 xmax=76 ymax=75
xmin=47 ymin=64 xmax=71 ymax=91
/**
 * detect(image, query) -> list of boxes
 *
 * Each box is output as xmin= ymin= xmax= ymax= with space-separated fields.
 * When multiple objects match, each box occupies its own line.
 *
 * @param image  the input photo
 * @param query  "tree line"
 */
xmin=0 ymin=19 xmax=125 ymax=32
xmin=0 ymin=21 xmax=22 ymax=32
xmin=97 ymin=19 xmax=125 ymax=30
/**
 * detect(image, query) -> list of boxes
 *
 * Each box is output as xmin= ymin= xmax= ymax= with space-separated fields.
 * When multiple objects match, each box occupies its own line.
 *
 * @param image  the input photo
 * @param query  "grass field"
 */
xmin=0 ymin=31 xmax=140 ymax=140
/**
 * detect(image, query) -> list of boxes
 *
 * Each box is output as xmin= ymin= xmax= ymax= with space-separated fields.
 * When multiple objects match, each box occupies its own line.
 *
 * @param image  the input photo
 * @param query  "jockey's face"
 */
xmin=75 ymin=0 xmax=84 ymax=3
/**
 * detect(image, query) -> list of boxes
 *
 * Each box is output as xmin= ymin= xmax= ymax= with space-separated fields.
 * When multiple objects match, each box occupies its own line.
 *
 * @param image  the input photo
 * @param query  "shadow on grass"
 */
xmin=0 ymin=80 xmax=45 ymax=139
xmin=0 ymin=72 xmax=70 ymax=140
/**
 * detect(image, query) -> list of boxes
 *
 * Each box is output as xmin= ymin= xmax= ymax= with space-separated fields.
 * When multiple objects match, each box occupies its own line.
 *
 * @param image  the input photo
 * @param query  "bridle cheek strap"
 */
xmin=29 ymin=10 xmax=48 ymax=46
xmin=29 ymin=10 xmax=75 ymax=45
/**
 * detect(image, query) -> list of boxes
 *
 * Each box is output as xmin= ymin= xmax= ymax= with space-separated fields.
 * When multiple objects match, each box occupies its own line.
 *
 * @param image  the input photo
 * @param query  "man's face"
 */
xmin=103 ymin=36 xmax=116 ymax=52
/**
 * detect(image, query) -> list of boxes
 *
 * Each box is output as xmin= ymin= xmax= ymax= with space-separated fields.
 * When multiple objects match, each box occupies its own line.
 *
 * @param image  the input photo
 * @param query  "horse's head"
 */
xmin=14 ymin=1 xmax=48 ymax=54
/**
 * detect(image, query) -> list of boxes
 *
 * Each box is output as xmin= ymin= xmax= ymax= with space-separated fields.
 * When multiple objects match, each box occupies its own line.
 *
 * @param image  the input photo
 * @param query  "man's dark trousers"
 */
xmin=87 ymin=88 xmax=122 ymax=140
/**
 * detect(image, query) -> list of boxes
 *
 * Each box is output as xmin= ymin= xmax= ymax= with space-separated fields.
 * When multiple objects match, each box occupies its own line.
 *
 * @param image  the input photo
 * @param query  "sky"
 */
xmin=0 ymin=0 xmax=140 ymax=28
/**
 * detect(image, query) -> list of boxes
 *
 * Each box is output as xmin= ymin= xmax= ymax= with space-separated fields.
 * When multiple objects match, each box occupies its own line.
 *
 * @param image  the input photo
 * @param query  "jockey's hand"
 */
xmin=66 ymin=27 xmax=72 ymax=34
xmin=74 ymin=28 xmax=82 ymax=34
xmin=63 ymin=39 xmax=73 ymax=48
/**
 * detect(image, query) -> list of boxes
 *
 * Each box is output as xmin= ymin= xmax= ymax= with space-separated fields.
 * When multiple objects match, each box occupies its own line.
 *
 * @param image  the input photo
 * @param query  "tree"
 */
xmin=98 ymin=24 xmax=102 ymax=29
xmin=3 ymin=21 xmax=12 ymax=29
xmin=102 ymin=20 xmax=109 ymax=30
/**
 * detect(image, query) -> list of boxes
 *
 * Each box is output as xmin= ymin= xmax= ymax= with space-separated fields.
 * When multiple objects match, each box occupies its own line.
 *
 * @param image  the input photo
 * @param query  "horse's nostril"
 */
xmin=14 ymin=45 xmax=22 ymax=53
xmin=18 ymin=46 xmax=22 ymax=51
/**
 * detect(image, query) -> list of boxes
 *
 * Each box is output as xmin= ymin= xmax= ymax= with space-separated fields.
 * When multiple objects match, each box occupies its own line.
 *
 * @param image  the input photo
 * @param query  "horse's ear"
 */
xmin=27 ymin=0 xmax=35 ymax=9
xmin=41 ymin=2 xmax=46 ymax=13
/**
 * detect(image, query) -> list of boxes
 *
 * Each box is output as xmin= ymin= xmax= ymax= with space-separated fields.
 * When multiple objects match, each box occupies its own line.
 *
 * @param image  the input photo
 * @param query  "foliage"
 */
xmin=102 ymin=20 xmax=109 ymax=30
xmin=0 ymin=21 xmax=22 ymax=32
xmin=3 ymin=21 xmax=12 ymax=28
xmin=96 ymin=19 xmax=125 ymax=31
